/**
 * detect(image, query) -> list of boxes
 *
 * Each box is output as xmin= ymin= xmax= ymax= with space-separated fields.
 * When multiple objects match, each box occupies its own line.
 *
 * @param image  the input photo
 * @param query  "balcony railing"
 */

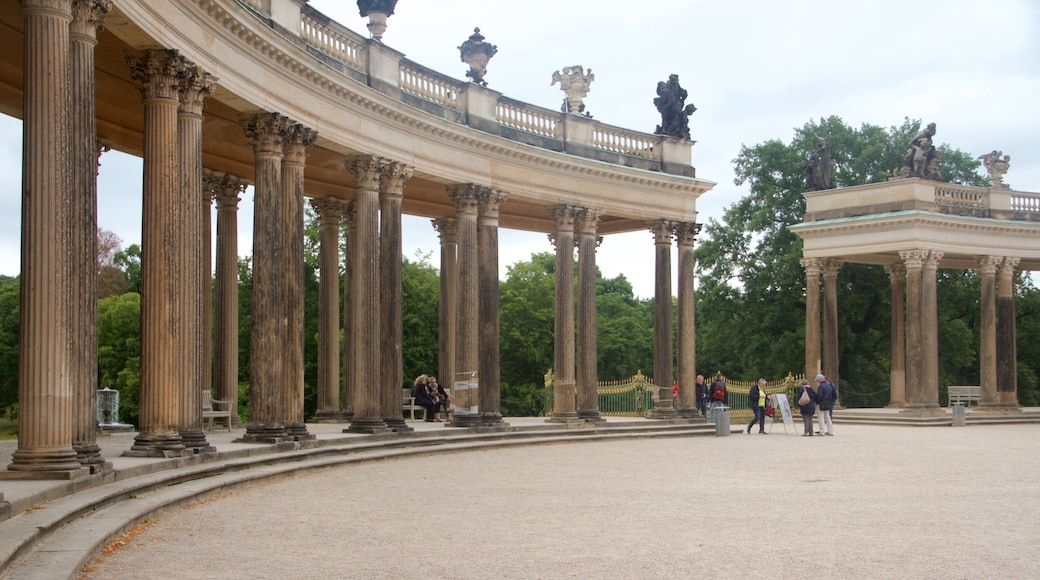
xmin=496 ymin=98 xmax=561 ymax=139
xmin=399 ymin=60 xmax=465 ymax=110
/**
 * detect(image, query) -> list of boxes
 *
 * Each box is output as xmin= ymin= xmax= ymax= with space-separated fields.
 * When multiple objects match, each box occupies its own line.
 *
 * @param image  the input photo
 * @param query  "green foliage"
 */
xmin=402 ymin=254 xmax=440 ymax=385
xmin=0 ymin=277 xmax=18 ymax=412
xmin=113 ymin=243 xmax=142 ymax=294
xmin=97 ymin=292 xmax=141 ymax=425
xmin=499 ymin=252 xmax=556 ymax=415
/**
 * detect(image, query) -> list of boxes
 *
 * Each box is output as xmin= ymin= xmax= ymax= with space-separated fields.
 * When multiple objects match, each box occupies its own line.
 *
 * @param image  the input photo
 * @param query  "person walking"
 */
xmin=708 ymin=374 xmax=727 ymax=423
xmin=814 ymin=374 xmax=836 ymax=436
xmin=694 ymin=374 xmax=708 ymax=417
xmin=746 ymin=378 xmax=768 ymax=434
xmin=796 ymin=379 xmax=817 ymax=436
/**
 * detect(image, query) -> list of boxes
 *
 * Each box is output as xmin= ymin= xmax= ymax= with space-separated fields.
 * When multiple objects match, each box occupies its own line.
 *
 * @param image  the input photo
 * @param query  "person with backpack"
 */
xmin=796 ymin=378 xmax=817 ymax=436
xmin=746 ymin=378 xmax=768 ymax=434
xmin=708 ymin=374 xmax=727 ymax=423
xmin=815 ymin=374 xmax=836 ymax=436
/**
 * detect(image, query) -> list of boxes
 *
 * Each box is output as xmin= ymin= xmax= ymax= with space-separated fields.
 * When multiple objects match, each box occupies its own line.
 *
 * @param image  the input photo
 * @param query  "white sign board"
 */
xmin=772 ymin=393 xmax=796 ymax=434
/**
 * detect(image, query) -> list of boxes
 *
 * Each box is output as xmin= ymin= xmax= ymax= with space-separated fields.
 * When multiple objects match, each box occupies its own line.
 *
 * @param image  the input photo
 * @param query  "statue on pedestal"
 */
xmin=551 ymin=65 xmax=594 ymax=114
xmin=803 ymin=141 xmax=835 ymax=191
xmin=904 ymin=122 xmax=942 ymax=181
xmin=978 ymin=150 xmax=1011 ymax=189
xmin=653 ymin=74 xmax=696 ymax=140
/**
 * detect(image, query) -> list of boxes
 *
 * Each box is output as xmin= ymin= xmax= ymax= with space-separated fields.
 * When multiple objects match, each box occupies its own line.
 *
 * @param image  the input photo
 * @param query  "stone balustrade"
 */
xmin=300 ymin=11 xmax=365 ymax=72
xmin=593 ymin=124 xmax=657 ymax=159
xmin=1011 ymin=192 xmax=1040 ymax=212
xmin=496 ymin=97 xmax=560 ymax=139
xmin=935 ymin=186 xmax=985 ymax=208
xmin=399 ymin=60 xmax=464 ymax=110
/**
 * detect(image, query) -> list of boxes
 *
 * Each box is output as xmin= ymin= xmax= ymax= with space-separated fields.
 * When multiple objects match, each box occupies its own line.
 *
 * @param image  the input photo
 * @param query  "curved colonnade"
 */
xmin=0 ymin=0 xmax=713 ymax=479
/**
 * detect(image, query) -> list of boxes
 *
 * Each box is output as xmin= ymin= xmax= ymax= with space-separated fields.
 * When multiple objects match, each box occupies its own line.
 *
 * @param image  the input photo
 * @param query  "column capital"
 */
xmin=899 ymin=249 xmax=928 ymax=269
xmin=380 ymin=161 xmax=414 ymax=197
xmin=344 ymin=200 xmax=357 ymax=227
xmin=70 ymin=0 xmax=111 ymax=39
xmin=283 ymin=123 xmax=318 ymax=164
xmin=575 ymin=207 xmax=604 ymax=234
xmin=478 ymin=188 xmax=509 ymax=219
xmin=999 ymin=256 xmax=1020 ymax=276
xmin=309 ymin=197 xmax=348 ymax=224
xmin=548 ymin=205 xmax=579 ymax=231
xmin=446 ymin=183 xmax=483 ymax=215
xmin=125 ymin=48 xmax=185 ymax=101
xmin=177 ymin=63 xmax=215 ymax=116
xmin=432 ymin=217 xmax=458 ymax=243
xmin=922 ymin=251 xmax=943 ymax=270
xmin=883 ymin=262 xmax=906 ymax=281
xmin=976 ymin=256 xmax=1001 ymax=276
xmin=673 ymin=221 xmax=701 ymax=247
xmin=346 ymin=155 xmax=384 ymax=191
xmin=800 ymin=257 xmax=822 ymax=276
xmin=821 ymin=258 xmax=843 ymax=278
xmin=243 ymin=112 xmax=292 ymax=155
xmin=650 ymin=220 xmax=675 ymax=245
xmin=205 ymin=171 xmax=246 ymax=207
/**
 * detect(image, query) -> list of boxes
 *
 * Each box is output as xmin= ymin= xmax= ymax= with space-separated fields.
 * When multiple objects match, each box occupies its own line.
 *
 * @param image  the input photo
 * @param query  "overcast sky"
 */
xmin=0 ymin=0 xmax=1037 ymax=298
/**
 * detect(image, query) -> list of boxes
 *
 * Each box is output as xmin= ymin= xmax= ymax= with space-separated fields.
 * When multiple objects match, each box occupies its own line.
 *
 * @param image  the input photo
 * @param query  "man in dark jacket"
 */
xmin=815 ymin=374 xmax=836 ymax=436
xmin=694 ymin=374 xmax=708 ymax=417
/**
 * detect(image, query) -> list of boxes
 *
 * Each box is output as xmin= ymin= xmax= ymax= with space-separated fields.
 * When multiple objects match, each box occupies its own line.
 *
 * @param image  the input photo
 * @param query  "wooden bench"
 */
xmin=402 ymin=388 xmax=425 ymax=421
xmin=948 ymin=385 xmax=981 ymax=407
xmin=202 ymin=389 xmax=233 ymax=431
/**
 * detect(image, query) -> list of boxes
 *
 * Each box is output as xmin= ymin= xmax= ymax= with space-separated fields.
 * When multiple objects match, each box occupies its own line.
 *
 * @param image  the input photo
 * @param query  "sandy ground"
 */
xmin=78 ymin=424 xmax=1040 ymax=579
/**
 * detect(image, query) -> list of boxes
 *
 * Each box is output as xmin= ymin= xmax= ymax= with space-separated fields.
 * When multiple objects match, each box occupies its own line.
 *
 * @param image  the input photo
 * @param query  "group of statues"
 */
xmin=904 ymin=122 xmax=942 ymax=181
xmin=653 ymin=74 xmax=696 ymax=140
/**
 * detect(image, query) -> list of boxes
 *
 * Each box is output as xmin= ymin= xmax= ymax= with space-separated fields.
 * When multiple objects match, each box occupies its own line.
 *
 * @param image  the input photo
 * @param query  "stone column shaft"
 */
xmin=341 ymin=202 xmax=357 ymax=420
xmin=648 ymin=220 xmax=676 ymax=420
xmin=884 ymin=263 xmax=906 ymax=407
xmin=345 ymin=157 xmax=389 ymax=433
xmin=311 ymin=197 xmax=346 ymax=422
xmin=920 ymin=251 xmax=942 ymax=408
xmin=211 ymin=173 xmax=244 ymax=427
xmin=478 ymin=189 xmax=508 ymax=426
xmin=997 ymin=257 xmax=1020 ymax=406
xmin=822 ymin=259 xmax=842 ymax=392
xmin=801 ymin=258 xmax=822 ymax=380
xmin=70 ymin=0 xmax=111 ymax=472
xmin=281 ymin=123 xmax=316 ymax=441
xmin=125 ymin=49 xmax=187 ymax=457
xmin=675 ymin=222 xmax=700 ymax=419
xmin=447 ymin=184 xmax=481 ymax=427
xmin=242 ymin=112 xmax=290 ymax=443
xmin=432 ymin=218 xmax=458 ymax=403
xmin=977 ymin=257 xmax=999 ymax=407
xmin=546 ymin=207 xmax=578 ymax=423
xmin=177 ymin=63 xmax=215 ymax=453
xmin=6 ymin=0 xmax=85 ymax=476
xmin=380 ymin=162 xmax=413 ymax=432
xmin=576 ymin=208 xmax=603 ymax=423
xmin=900 ymin=250 xmax=925 ymax=410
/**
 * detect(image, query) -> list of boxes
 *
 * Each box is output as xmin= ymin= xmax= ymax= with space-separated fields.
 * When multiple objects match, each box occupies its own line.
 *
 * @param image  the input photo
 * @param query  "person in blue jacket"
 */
xmin=796 ymin=378 xmax=817 ymax=436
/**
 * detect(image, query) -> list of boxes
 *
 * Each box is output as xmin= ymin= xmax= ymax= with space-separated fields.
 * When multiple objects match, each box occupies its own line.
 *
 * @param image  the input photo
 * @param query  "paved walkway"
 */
xmin=54 ymin=422 xmax=1040 ymax=579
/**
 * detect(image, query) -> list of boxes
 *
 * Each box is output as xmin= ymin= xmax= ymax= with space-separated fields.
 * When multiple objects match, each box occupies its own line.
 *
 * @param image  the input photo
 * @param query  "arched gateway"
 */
xmin=0 ymin=0 xmax=713 ymax=478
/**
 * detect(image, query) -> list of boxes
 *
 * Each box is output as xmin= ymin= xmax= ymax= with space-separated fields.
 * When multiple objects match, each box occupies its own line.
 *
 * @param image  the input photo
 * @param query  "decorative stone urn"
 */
xmin=357 ymin=0 xmax=398 ymax=40
xmin=458 ymin=27 xmax=497 ymax=86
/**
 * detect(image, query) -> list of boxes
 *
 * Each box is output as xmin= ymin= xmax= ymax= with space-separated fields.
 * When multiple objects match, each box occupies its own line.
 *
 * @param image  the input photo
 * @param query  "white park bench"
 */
xmin=202 ymin=389 xmax=234 ymax=431
xmin=947 ymin=385 xmax=981 ymax=407
xmin=402 ymin=388 xmax=425 ymax=421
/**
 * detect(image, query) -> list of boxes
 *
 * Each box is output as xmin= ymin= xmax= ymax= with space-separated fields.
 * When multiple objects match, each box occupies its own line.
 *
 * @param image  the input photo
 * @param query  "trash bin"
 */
xmin=951 ymin=402 xmax=966 ymax=427
xmin=714 ymin=406 xmax=731 ymax=437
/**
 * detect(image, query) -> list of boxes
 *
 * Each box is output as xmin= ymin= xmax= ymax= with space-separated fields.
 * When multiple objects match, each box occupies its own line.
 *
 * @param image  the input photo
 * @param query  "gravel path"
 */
xmin=79 ymin=424 xmax=1040 ymax=579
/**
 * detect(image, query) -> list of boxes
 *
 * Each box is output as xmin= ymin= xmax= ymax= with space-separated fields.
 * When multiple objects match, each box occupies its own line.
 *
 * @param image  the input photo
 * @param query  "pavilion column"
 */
xmin=996 ymin=257 xmax=1020 ymax=408
xmin=4 ymin=0 xmax=85 ymax=477
xmin=576 ymin=208 xmax=604 ymax=423
xmin=800 ymin=258 xmax=822 ymax=380
xmin=920 ymin=251 xmax=943 ymax=408
xmin=446 ymin=184 xmax=481 ymax=427
xmin=884 ymin=263 xmax=907 ymax=407
xmin=977 ymin=256 xmax=1000 ymax=408
xmin=281 ymin=123 xmax=317 ymax=441
xmin=546 ymin=206 xmax=578 ymax=423
xmin=821 ymin=258 xmax=842 ymax=392
xmin=345 ymin=157 xmax=389 ymax=433
xmin=242 ymin=112 xmax=291 ymax=443
xmin=674 ymin=222 xmax=701 ymax=419
xmin=379 ymin=162 xmax=414 ymax=432
xmin=340 ymin=202 xmax=357 ymax=421
xmin=648 ymin=220 xmax=677 ymax=420
xmin=432 ymin=218 xmax=458 ymax=405
xmin=478 ymin=188 xmax=509 ymax=427
xmin=124 ymin=49 xmax=188 ymax=457
xmin=210 ymin=172 xmax=245 ymax=427
xmin=900 ymin=250 xmax=925 ymax=410
xmin=311 ymin=197 xmax=347 ymax=423
xmin=177 ymin=63 xmax=216 ymax=454
xmin=70 ymin=0 xmax=112 ymax=472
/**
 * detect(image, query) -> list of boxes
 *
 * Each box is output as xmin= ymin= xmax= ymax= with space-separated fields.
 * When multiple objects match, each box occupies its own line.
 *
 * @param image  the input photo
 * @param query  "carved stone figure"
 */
xmin=978 ymin=150 xmax=1011 ymax=189
xmin=803 ymin=141 xmax=835 ymax=191
xmin=653 ymin=74 xmax=696 ymax=140
xmin=904 ymin=122 xmax=942 ymax=181
xmin=551 ymin=65 xmax=594 ymax=114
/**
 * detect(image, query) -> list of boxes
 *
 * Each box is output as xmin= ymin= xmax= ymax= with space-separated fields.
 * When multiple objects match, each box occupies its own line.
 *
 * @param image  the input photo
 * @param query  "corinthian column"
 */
xmin=177 ymin=62 xmax=216 ymax=454
xmin=977 ymin=256 xmax=1000 ymax=408
xmin=576 ymin=208 xmax=604 ymax=423
xmin=70 ymin=0 xmax=112 ymax=472
xmin=821 ymin=258 xmax=842 ymax=392
xmin=209 ymin=172 xmax=245 ymax=427
xmin=5 ymin=0 xmax=85 ymax=477
xmin=546 ymin=206 xmax=578 ymax=423
xmin=920 ymin=251 xmax=943 ymax=409
xmin=341 ymin=202 xmax=357 ymax=421
xmin=997 ymin=257 xmax=1020 ymax=408
xmin=345 ymin=156 xmax=389 ymax=433
xmin=478 ymin=188 xmax=509 ymax=427
xmin=311 ymin=197 xmax=347 ymax=423
xmin=674 ymin=222 xmax=701 ymax=419
xmin=648 ymin=220 xmax=677 ymax=420
xmin=379 ymin=161 xmax=414 ymax=432
xmin=800 ymin=258 xmax=822 ymax=380
xmin=282 ymin=123 xmax=317 ymax=442
xmin=242 ymin=112 xmax=291 ymax=443
xmin=432 ymin=218 xmax=458 ymax=408
xmin=446 ymin=184 xmax=482 ymax=427
xmin=884 ymin=263 xmax=906 ymax=407
xmin=124 ymin=49 xmax=188 ymax=457
xmin=900 ymin=250 xmax=925 ymax=410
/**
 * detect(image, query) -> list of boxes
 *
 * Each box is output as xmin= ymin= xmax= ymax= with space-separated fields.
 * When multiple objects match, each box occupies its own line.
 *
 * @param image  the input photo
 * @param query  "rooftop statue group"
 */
xmin=804 ymin=141 xmax=835 ymax=191
xmin=978 ymin=150 xmax=1011 ymax=189
xmin=903 ymin=122 xmax=942 ymax=181
xmin=653 ymin=74 xmax=696 ymax=140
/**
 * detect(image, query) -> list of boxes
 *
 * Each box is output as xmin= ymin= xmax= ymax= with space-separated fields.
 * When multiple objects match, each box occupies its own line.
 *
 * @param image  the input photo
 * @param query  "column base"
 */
xmin=974 ymin=403 xmax=1022 ymax=413
xmin=885 ymin=401 xmax=907 ymax=409
xmin=124 ymin=433 xmax=188 ymax=457
xmin=285 ymin=423 xmax=315 ymax=441
xmin=545 ymin=412 xmax=580 ymax=424
xmin=179 ymin=429 xmax=211 ymax=451
xmin=675 ymin=408 xmax=698 ymax=419
xmin=898 ymin=405 xmax=945 ymax=417
xmin=384 ymin=417 xmax=413 ymax=433
xmin=311 ymin=410 xmax=345 ymax=423
xmin=577 ymin=409 xmax=606 ymax=423
xmin=74 ymin=443 xmax=109 ymax=473
xmin=447 ymin=413 xmax=482 ymax=428
xmin=241 ymin=424 xmax=291 ymax=444
xmin=647 ymin=403 xmax=678 ymax=420
xmin=481 ymin=413 xmax=508 ymax=428
xmin=344 ymin=418 xmax=391 ymax=434
xmin=0 ymin=466 xmax=91 ymax=481
xmin=2 ymin=445 xmax=89 ymax=478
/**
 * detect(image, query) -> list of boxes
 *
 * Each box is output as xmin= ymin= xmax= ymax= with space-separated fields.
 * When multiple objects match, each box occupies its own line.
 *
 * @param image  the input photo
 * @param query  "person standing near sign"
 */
xmin=708 ymin=374 xmax=727 ymax=423
xmin=797 ymin=379 xmax=817 ymax=436
xmin=746 ymin=378 xmax=768 ymax=434
xmin=814 ymin=374 xmax=836 ymax=436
